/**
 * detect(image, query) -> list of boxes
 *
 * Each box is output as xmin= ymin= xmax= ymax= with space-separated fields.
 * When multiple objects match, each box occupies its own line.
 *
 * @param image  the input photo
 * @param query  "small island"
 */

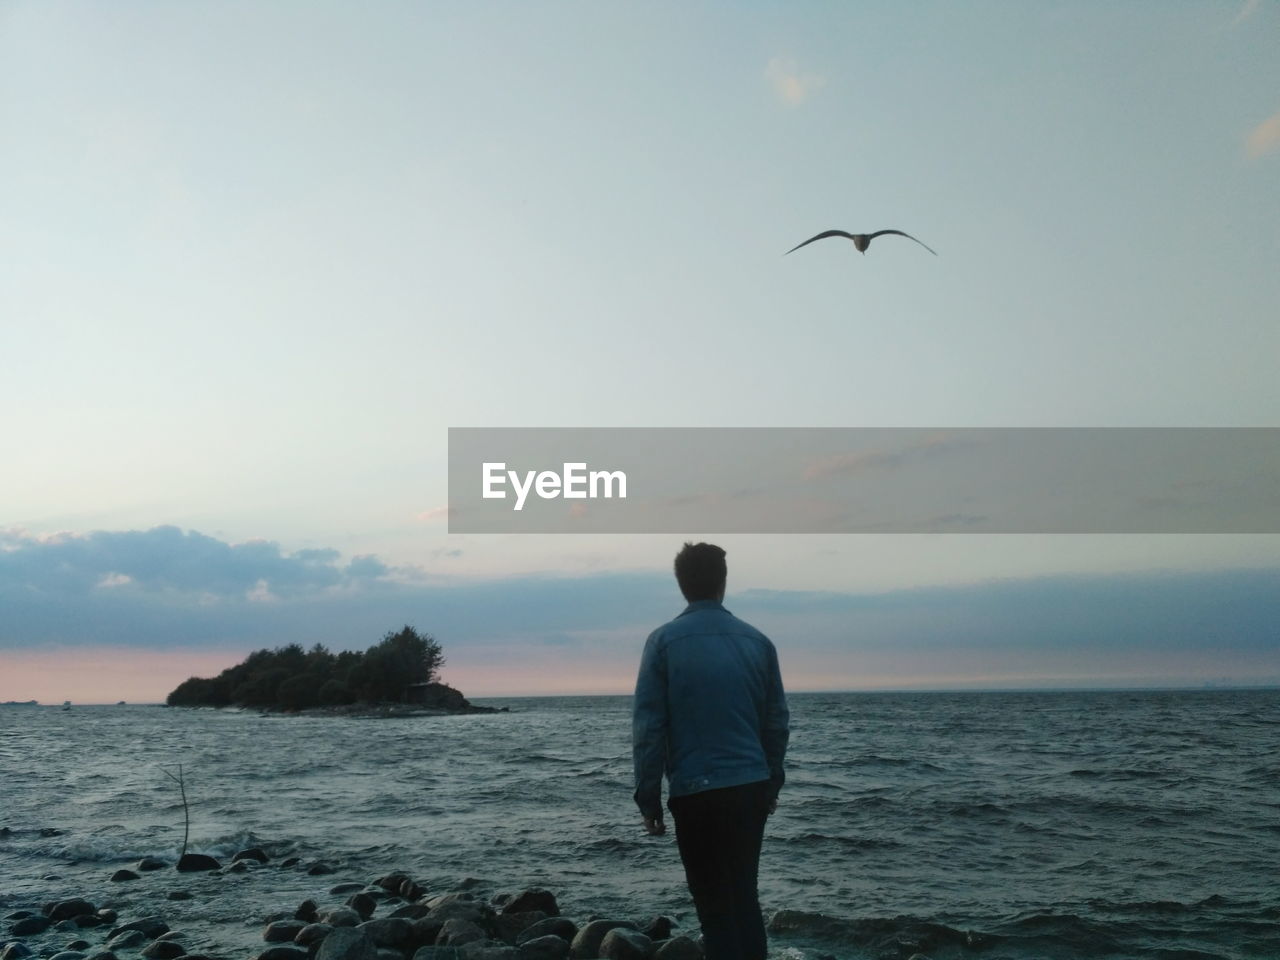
xmin=166 ymin=625 xmax=498 ymax=715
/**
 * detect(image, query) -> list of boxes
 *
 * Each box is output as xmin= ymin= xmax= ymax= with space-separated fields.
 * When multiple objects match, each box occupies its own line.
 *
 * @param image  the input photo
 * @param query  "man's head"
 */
xmin=673 ymin=541 xmax=727 ymax=603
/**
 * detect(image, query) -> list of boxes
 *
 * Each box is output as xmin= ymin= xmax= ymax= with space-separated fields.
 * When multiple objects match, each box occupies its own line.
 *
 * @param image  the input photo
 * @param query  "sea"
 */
xmin=1 ymin=690 xmax=1277 ymax=960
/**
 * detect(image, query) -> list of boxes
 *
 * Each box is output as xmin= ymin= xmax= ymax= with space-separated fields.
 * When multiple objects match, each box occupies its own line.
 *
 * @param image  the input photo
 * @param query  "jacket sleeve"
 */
xmin=631 ymin=630 xmax=668 ymax=821
xmin=761 ymin=640 xmax=790 ymax=801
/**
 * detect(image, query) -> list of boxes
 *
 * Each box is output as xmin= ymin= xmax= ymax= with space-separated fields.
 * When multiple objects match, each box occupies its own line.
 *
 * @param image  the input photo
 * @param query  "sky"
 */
xmin=1 ymin=2 xmax=1277 ymax=702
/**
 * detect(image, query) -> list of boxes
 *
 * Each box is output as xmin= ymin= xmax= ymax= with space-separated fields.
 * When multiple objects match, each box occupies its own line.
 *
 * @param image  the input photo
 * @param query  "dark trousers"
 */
xmin=667 ymin=779 xmax=772 ymax=960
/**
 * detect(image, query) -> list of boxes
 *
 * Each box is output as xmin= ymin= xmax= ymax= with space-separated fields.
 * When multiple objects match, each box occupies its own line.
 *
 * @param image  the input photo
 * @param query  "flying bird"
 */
xmin=785 ymin=229 xmax=937 ymax=257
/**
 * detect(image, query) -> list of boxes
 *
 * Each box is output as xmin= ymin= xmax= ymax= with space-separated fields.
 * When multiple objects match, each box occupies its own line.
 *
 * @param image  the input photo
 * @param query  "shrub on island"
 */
xmin=165 ymin=626 xmax=477 ymax=712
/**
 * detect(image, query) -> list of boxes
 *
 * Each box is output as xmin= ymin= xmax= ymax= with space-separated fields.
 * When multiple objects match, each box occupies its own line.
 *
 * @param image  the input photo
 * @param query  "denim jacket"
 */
xmin=632 ymin=599 xmax=790 ymax=821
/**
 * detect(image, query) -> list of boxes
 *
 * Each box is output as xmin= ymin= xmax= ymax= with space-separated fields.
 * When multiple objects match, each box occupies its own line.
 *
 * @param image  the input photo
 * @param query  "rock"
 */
xmin=265 ymin=921 xmax=308 ymax=943
xmin=359 ymin=919 xmax=414 ymax=949
xmin=569 ymin=922 xmax=634 ymax=960
xmin=48 ymin=901 xmax=96 ymax=923
xmin=491 ymin=914 xmax=546 ymax=946
xmin=111 ymin=870 xmax=141 ymax=883
xmin=411 ymin=950 xmax=461 ymax=960
xmin=2 ymin=944 xmax=34 ymax=960
xmin=400 ymin=881 xmax=425 ymax=901
xmin=346 ymin=895 xmax=377 ymax=922
xmin=97 ymin=911 xmax=119 ymax=924
xmin=652 ymin=941 xmax=699 ymax=960
xmin=436 ymin=920 xmax=486 ymax=949
xmin=315 ymin=928 xmax=379 ymax=960
xmin=140 ymin=943 xmax=185 ymax=960
xmin=330 ymin=884 xmax=366 ymax=896
xmin=375 ymin=874 xmax=411 ymax=894
xmin=5 ymin=911 xmax=35 ymax=921
xmin=71 ymin=916 xmax=105 ymax=929
xmin=234 ymin=848 xmax=269 ymax=864
xmin=258 ymin=950 xmax=309 ymax=960
xmin=424 ymin=904 xmax=487 ymax=926
xmin=223 ymin=861 xmax=249 ymax=874
xmin=137 ymin=859 xmax=167 ymax=872
xmin=514 ymin=921 xmax=576 ymax=948
xmin=388 ymin=906 xmax=430 ymax=921
xmin=459 ymin=942 xmax=516 ymax=960
xmin=166 ymin=894 xmax=192 ymax=903
xmin=408 ymin=918 xmax=444 ymax=949
xmin=280 ymin=857 xmax=301 ymax=868
xmin=516 ymin=936 xmax=569 ymax=960
xmin=176 ymin=854 xmax=220 ymax=873
xmin=84 ymin=953 xmax=118 ymax=960
xmin=501 ymin=894 xmax=558 ymax=919
xmin=319 ymin=908 xmax=363 ymax=929
xmin=48 ymin=952 xmax=86 ymax=960
xmin=296 ymin=924 xmax=334 ymax=947
xmin=67 ymin=942 xmax=91 ymax=951
xmin=156 ymin=933 xmax=185 ymax=942
xmin=106 ymin=931 xmax=148 ymax=949
xmin=640 ymin=920 xmax=672 ymax=943
xmin=296 ymin=902 xmax=319 ymax=923
xmin=598 ymin=931 xmax=650 ymax=960
xmin=111 ymin=917 xmax=170 ymax=940
xmin=422 ymin=895 xmax=481 ymax=912
xmin=10 ymin=917 xmax=51 ymax=936
xmin=308 ymin=862 xmax=336 ymax=876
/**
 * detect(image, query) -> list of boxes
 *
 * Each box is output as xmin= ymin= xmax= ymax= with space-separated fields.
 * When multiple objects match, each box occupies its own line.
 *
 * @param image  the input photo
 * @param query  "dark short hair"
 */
xmin=673 ymin=541 xmax=727 ymax=603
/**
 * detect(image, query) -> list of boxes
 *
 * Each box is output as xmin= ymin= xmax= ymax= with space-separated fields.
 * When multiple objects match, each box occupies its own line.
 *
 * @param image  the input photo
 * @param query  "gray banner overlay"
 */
xmin=447 ymin=428 xmax=1280 ymax=534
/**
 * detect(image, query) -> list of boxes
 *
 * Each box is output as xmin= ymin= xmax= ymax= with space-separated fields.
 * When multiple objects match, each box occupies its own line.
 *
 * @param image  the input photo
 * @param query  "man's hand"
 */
xmin=642 ymin=816 xmax=666 ymax=836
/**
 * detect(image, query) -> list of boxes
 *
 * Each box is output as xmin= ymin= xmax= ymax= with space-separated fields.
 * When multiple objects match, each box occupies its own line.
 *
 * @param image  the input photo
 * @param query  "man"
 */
xmin=632 ymin=542 xmax=790 ymax=960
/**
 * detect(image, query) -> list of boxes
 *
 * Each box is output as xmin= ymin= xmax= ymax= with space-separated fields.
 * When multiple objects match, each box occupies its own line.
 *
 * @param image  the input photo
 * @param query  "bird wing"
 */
xmin=784 ymin=230 xmax=858 ymax=255
xmin=866 ymin=229 xmax=938 ymax=255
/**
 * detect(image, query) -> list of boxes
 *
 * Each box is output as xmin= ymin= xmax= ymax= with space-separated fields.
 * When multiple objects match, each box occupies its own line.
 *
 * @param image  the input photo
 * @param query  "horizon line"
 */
xmin=13 ymin=682 xmax=1279 ymax=706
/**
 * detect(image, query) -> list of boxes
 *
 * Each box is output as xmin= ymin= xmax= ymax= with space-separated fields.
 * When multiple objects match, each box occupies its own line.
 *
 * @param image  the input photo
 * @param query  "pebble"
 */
xmin=140 ymin=941 xmax=185 ymax=960
xmin=105 ymin=932 xmax=147 ymax=950
xmin=515 ymin=936 xmax=569 ymax=960
xmin=598 ymin=929 xmax=650 ymax=960
xmin=9 ymin=918 xmax=50 ymax=937
xmin=315 ymin=927 xmax=378 ymax=960
xmin=329 ymin=885 xmax=366 ymax=896
xmin=257 ymin=950 xmax=308 ymax=960
xmin=264 ymin=921 xmax=307 ymax=943
xmin=48 ymin=901 xmax=96 ymax=924
xmin=569 ymin=922 xmax=634 ymax=960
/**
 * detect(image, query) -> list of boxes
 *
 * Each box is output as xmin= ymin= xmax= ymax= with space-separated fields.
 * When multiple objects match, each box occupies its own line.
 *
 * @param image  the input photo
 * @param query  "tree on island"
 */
xmin=167 ymin=625 xmax=448 ymax=711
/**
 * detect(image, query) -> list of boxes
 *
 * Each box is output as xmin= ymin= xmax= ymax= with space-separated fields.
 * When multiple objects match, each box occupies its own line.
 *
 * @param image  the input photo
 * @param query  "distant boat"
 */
xmin=1 ymin=700 xmax=38 ymax=707
xmin=62 ymin=700 xmax=71 ymax=711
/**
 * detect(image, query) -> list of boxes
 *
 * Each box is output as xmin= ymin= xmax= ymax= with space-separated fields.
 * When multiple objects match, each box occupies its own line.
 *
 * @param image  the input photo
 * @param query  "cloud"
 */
xmin=1 ymin=525 xmax=1277 ymax=694
xmin=1246 ymin=109 xmax=1280 ymax=160
xmin=766 ymin=58 xmax=825 ymax=107
xmin=0 ymin=525 xmax=362 ymax=599
xmin=416 ymin=506 xmax=457 ymax=523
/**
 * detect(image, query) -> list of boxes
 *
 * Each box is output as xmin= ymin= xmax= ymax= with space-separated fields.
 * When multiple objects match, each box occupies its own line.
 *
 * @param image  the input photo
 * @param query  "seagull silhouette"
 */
xmin=785 ymin=229 xmax=937 ymax=257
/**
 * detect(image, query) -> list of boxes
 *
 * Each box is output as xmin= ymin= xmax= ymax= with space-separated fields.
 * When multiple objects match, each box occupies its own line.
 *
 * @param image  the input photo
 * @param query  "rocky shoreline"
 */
xmin=0 ymin=850 xmax=708 ymax=960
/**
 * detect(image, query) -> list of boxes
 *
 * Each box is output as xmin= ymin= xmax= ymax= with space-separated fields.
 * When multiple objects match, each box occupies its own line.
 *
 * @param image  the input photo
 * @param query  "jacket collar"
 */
xmin=678 ymin=598 xmax=726 ymax=618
